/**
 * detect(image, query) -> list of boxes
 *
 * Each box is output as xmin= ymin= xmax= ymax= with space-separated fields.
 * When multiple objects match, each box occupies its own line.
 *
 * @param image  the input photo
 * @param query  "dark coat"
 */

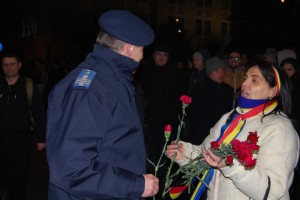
xmin=138 ymin=59 xmax=185 ymax=166
xmin=0 ymin=74 xmax=45 ymax=199
xmin=186 ymin=75 xmax=234 ymax=145
xmin=290 ymin=74 xmax=300 ymax=133
xmin=0 ymin=75 xmax=45 ymax=140
xmin=46 ymin=45 xmax=146 ymax=200
xmin=187 ymin=68 xmax=206 ymax=98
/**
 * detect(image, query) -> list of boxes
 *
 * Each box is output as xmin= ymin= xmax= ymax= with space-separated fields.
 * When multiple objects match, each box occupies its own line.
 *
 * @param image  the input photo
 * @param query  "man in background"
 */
xmin=187 ymin=51 xmax=206 ymax=97
xmin=0 ymin=52 xmax=46 ymax=200
xmin=186 ymin=56 xmax=233 ymax=145
xmin=223 ymin=48 xmax=244 ymax=108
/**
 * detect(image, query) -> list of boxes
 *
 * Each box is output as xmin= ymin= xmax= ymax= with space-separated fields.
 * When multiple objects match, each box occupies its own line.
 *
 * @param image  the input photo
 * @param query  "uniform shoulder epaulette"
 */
xmin=73 ymin=69 xmax=96 ymax=89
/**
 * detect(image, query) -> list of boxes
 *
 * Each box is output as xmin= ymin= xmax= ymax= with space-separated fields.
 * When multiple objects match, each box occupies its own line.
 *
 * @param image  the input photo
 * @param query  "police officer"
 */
xmin=46 ymin=10 xmax=158 ymax=199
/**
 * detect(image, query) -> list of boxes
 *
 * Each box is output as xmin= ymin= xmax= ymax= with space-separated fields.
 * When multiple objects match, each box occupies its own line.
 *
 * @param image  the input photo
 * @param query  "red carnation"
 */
xmin=236 ymin=150 xmax=251 ymax=161
xmin=247 ymin=131 xmax=259 ymax=144
xmin=226 ymin=155 xmax=234 ymax=165
xmin=248 ymin=143 xmax=260 ymax=151
xmin=210 ymin=141 xmax=219 ymax=150
xmin=180 ymin=95 xmax=192 ymax=105
xmin=231 ymin=139 xmax=242 ymax=151
xmin=164 ymin=125 xmax=172 ymax=133
xmin=164 ymin=125 xmax=172 ymax=140
xmin=244 ymin=157 xmax=257 ymax=168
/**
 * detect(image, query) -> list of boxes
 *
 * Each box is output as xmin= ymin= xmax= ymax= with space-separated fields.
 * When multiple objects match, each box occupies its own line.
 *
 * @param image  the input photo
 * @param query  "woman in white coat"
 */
xmin=166 ymin=55 xmax=300 ymax=200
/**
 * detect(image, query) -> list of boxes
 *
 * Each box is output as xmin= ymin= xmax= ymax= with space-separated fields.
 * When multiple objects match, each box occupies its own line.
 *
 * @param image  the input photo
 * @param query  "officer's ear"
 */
xmin=126 ymin=44 xmax=134 ymax=57
xmin=120 ymin=43 xmax=133 ymax=58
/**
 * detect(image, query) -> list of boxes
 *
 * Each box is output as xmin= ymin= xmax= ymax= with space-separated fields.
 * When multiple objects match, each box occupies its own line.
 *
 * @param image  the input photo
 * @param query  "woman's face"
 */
xmin=241 ymin=66 xmax=276 ymax=100
xmin=283 ymin=63 xmax=296 ymax=78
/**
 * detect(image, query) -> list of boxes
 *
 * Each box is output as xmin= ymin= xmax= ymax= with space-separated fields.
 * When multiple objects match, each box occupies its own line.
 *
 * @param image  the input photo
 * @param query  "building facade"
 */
xmin=0 ymin=0 xmax=232 ymax=67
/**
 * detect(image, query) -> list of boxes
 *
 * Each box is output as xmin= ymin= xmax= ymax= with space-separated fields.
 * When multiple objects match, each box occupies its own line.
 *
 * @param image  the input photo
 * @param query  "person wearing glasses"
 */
xmin=223 ymin=48 xmax=245 ymax=108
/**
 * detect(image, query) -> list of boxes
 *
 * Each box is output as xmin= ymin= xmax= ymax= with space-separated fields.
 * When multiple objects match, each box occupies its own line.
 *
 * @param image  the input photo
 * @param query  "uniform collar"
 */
xmin=84 ymin=44 xmax=139 ymax=81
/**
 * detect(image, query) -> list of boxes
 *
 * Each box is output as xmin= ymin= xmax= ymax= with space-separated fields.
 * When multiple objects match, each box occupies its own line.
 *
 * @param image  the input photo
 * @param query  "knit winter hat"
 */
xmin=264 ymin=48 xmax=277 ymax=64
xmin=205 ymin=56 xmax=224 ymax=74
xmin=192 ymin=52 xmax=203 ymax=60
xmin=277 ymin=49 xmax=297 ymax=66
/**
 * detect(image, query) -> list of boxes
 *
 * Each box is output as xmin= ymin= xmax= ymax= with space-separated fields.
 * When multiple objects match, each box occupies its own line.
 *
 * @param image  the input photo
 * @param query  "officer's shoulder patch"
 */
xmin=73 ymin=69 xmax=96 ymax=89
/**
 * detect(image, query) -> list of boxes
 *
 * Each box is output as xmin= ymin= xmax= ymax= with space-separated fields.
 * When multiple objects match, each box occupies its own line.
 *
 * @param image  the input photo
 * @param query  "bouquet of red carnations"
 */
xmin=163 ymin=131 xmax=260 ymax=197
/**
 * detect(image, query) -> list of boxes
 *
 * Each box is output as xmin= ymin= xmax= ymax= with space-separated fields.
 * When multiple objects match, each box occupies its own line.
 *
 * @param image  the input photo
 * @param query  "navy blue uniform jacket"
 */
xmin=46 ymin=45 xmax=146 ymax=199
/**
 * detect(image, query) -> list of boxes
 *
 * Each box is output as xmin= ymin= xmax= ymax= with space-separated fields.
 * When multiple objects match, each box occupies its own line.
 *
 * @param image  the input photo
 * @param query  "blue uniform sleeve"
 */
xmin=46 ymin=88 xmax=145 ymax=199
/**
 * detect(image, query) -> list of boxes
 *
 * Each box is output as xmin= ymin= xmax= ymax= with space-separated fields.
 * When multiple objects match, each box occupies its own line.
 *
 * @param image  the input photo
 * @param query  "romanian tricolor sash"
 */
xmin=169 ymin=100 xmax=278 ymax=200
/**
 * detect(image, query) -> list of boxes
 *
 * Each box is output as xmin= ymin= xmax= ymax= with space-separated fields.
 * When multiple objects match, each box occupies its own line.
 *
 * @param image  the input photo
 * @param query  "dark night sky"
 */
xmin=0 ymin=0 xmax=300 ymax=60
xmin=230 ymin=0 xmax=300 ymax=55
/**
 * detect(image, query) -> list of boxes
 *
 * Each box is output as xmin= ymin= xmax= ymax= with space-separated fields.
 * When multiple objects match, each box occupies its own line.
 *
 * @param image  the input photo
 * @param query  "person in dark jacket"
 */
xmin=0 ymin=52 xmax=46 ymax=200
xmin=280 ymin=57 xmax=300 ymax=199
xmin=46 ymin=10 xmax=158 ymax=200
xmin=138 ymin=44 xmax=185 ymax=167
xmin=137 ymin=44 xmax=186 ymax=200
xmin=187 ymin=51 xmax=206 ymax=97
xmin=187 ymin=56 xmax=234 ymax=145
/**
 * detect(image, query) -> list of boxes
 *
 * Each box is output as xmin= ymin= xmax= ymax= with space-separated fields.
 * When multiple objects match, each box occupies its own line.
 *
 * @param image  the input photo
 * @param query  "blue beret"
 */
xmin=98 ymin=10 xmax=155 ymax=46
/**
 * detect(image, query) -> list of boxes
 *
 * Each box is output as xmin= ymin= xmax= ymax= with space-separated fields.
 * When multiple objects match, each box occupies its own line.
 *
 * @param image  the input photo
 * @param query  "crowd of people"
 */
xmin=0 ymin=9 xmax=299 ymax=200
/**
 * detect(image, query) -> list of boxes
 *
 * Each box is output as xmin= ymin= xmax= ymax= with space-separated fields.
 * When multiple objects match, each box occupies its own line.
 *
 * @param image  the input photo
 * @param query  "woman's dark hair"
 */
xmin=280 ymin=58 xmax=300 ymax=88
xmin=280 ymin=57 xmax=300 ymax=75
xmin=247 ymin=55 xmax=292 ymax=117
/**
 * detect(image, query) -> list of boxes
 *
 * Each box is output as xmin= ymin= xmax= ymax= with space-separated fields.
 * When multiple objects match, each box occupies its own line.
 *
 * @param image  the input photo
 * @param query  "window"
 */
xmin=168 ymin=0 xmax=185 ymax=5
xmin=222 ymin=0 xmax=230 ymax=11
xmin=168 ymin=5 xmax=176 ymax=13
xmin=195 ymin=19 xmax=202 ymax=35
xmin=168 ymin=0 xmax=176 ymax=4
xmin=178 ymin=17 xmax=185 ymax=26
xmin=204 ymin=20 xmax=211 ymax=36
xmin=204 ymin=0 xmax=212 ymax=8
xmin=229 ymin=23 xmax=233 ymax=38
xmin=196 ymin=0 xmax=203 ymax=7
xmin=176 ymin=17 xmax=185 ymax=33
xmin=177 ymin=5 xmax=184 ymax=14
xmin=177 ymin=0 xmax=185 ymax=5
xmin=221 ymin=22 xmax=228 ymax=38
xmin=168 ymin=16 xmax=176 ymax=22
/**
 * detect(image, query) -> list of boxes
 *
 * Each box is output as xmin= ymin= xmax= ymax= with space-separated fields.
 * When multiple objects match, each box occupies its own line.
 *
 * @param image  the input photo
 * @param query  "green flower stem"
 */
xmin=162 ymin=153 xmax=176 ymax=197
xmin=176 ymin=107 xmax=186 ymax=143
xmin=154 ymin=139 xmax=169 ymax=177
xmin=162 ymin=106 xmax=187 ymax=198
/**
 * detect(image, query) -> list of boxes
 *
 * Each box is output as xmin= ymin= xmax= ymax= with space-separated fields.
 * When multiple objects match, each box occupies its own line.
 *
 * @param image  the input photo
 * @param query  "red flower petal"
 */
xmin=180 ymin=95 xmax=192 ymax=105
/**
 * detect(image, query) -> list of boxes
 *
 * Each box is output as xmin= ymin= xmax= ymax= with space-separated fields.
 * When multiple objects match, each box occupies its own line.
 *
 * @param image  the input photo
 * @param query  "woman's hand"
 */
xmin=166 ymin=141 xmax=183 ymax=160
xmin=203 ymin=149 xmax=227 ymax=168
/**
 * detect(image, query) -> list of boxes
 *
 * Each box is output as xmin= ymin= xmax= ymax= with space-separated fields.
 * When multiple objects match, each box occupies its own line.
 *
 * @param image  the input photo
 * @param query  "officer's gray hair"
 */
xmin=96 ymin=31 xmax=125 ymax=52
